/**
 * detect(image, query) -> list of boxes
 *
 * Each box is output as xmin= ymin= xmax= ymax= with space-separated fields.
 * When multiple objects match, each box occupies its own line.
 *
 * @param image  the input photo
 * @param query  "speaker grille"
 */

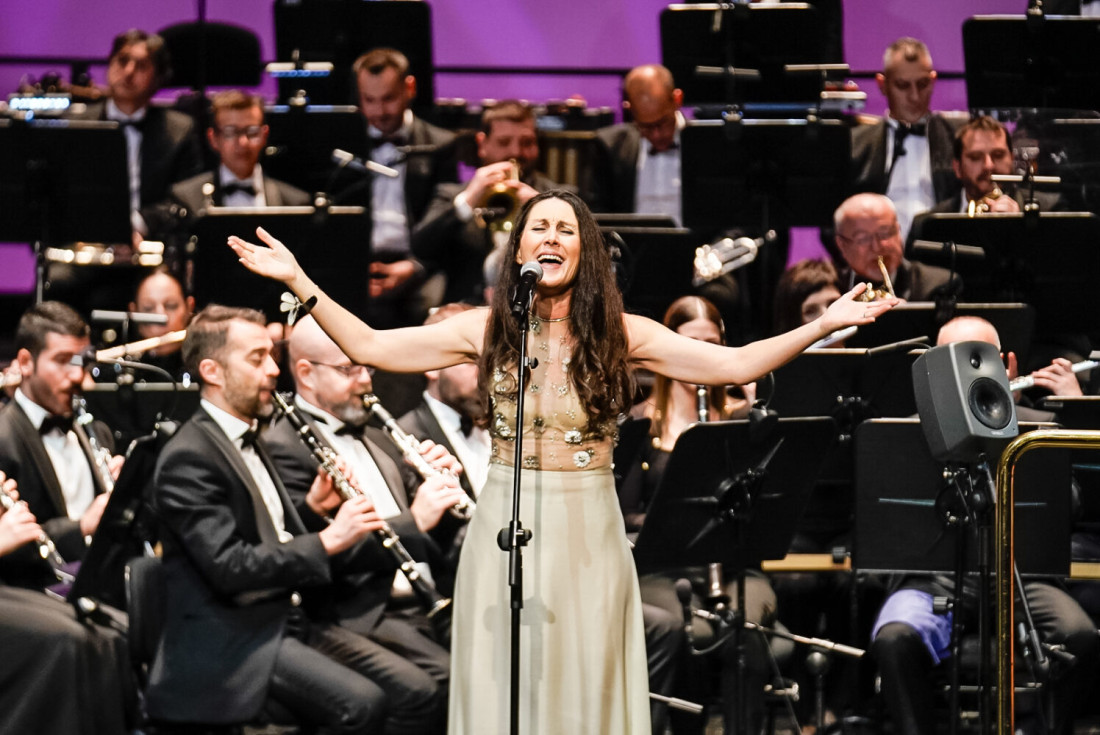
xmin=968 ymin=376 xmax=1013 ymax=430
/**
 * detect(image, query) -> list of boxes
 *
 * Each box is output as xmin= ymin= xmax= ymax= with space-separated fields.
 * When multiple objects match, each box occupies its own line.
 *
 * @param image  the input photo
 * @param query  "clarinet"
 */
xmin=72 ymin=396 xmax=115 ymax=495
xmin=271 ymin=392 xmax=452 ymax=645
xmin=362 ymin=394 xmax=476 ymax=520
xmin=0 ymin=483 xmax=75 ymax=584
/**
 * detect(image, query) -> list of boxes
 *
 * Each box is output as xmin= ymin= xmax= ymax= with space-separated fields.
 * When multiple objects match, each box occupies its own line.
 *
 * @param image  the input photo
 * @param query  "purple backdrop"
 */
xmin=0 ymin=0 xmax=1027 ymax=290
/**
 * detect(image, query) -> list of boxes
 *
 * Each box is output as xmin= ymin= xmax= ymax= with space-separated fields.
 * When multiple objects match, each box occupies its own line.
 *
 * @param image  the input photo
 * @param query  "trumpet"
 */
xmin=0 ymin=482 xmax=74 ymax=583
xmin=854 ymin=256 xmax=897 ymax=302
xmin=72 ymin=396 xmax=115 ymax=495
xmin=362 ymin=394 xmax=476 ymax=520
xmin=475 ymin=158 xmax=521 ymax=232
xmin=967 ymin=183 xmax=1004 ymax=216
xmin=271 ymin=392 xmax=453 ymax=645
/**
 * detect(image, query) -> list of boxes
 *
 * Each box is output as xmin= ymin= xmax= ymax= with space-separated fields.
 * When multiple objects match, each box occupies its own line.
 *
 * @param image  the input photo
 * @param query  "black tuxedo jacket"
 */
xmin=0 ymin=402 xmax=112 ymax=586
xmin=147 ymin=406 xmax=379 ymax=723
xmin=169 ymin=170 xmax=311 ymax=214
xmin=262 ymin=413 xmax=437 ymax=635
xmin=587 ymin=122 xmax=644 ymax=214
xmin=849 ymin=114 xmax=965 ymax=204
xmin=67 ymin=100 xmax=204 ymax=210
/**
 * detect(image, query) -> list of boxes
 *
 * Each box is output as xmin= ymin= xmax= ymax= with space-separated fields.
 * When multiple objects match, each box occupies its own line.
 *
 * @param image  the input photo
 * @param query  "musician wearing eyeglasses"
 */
xmin=163 ymin=90 xmax=310 ymax=223
xmin=849 ymin=37 xmax=965 ymax=241
xmin=262 ymin=316 xmax=466 ymax=695
xmin=834 ymin=193 xmax=955 ymax=302
xmin=0 ymin=302 xmax=119 ymax=590
xmin=148 ymin=305 xmax=444 ymax=732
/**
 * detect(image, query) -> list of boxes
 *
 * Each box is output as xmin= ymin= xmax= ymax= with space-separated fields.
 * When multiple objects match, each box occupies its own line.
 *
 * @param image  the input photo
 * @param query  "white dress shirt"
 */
xmin=423 ymin=392 xmax=491 ymax=496
xmin=634 ymin=110 xmax=685 ymax=226
xmin=15 ymin=389 xmax=96 ymax=521
xmin=884 ymin=116 xmax=936 ymax=241
xmin=219 ymin=163 xmax=267 ymax=208
xmin=201 ymin=399 xmax=293 ymax=543
xmin=106 ymin=98 xmax=147 ymax=234
xmin=368 ymin=108 xmax=413 ymax=258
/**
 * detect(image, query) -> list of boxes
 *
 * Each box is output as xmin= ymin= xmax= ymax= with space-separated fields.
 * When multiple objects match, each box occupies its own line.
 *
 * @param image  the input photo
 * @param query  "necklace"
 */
xmin=535 ymin=314 xmax=571 ymax=323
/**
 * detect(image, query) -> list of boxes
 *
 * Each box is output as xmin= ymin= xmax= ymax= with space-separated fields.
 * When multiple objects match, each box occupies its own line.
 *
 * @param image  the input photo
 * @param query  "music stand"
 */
xmin=83 ymin=383 xmax=201 ymax=452
xmin=0 ymin=119 xmax=131 ymax=301
xmin=189 ymin=206 xmax=370 ymax=321
xmin=844 ymin=303 xmax=1036 ymax=369
xmin=262 ymin=104 xmax=370 ymax=196
xmin=853 ymin=419 xmax=1070 ymax=577
xmin=680 ymin=120 xmax=850 ymax=231
xmin=594 ymin=213 xmax=680 ymax=229
xmin=600 ymin=226 xmax=697 ymax=321
xmin=908 ymin=212 xmax=1100 ymax=338
xmin=963 ymin=16 xmax=1100 ymax=112
xmin=660 ymin=3 xmax=826 ymax=106
xmin=67 ymin=428 xmax=170 ymax=611
xmin=273 ymin=0 xmax=434 ymax=109
xmin=632 ymin=417 xmax=837 ymax=573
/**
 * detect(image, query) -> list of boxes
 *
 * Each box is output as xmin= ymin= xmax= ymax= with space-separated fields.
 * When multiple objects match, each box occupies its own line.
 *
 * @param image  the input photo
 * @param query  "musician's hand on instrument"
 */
xmin=1028 ymin=358 xmax=1085 ymax=397
xmin=410 ymin=474 xmax=469 ymax=532
xmin=305 ymin=465 xmax=345 ymax=518
xmin=0 ymin=501 xmax=43 ymax=556
xmin=821 ymin=284 xmax=898 ymax=332
xmin=228 ymin=227 xmax=301 ymax=284
xmin=463 ymin=161 xmax=517 ymax=204
xmin=320 ymin=495 xmax=385 ymax=555
xmin=515 ymin=181 xmax=540 ymax=205
xmin=415 ymin=439 xmax=464 ymax=478
xmin=79 ymin=493 xmax=110 ymax=537
xmin=108 ymin=454 xmax=125 ymax=482
xmin=986 ymin=195 xmax=1020 ymax=214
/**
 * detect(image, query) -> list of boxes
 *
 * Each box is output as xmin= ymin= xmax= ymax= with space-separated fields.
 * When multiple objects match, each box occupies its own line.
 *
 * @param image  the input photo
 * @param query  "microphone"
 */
xmin=510 ymin=261 xmax=544 ymax=321
xmin=675 ymin=578 xmax=695 ymax=650
xmin=331 ymin=149 xmax=399 ymax=179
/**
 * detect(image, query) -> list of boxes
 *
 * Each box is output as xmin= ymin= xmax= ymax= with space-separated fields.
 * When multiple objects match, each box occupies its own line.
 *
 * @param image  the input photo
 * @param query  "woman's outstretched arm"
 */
xmin=229 ymin=227 xmax=486 ymax=372
xmin=627 ymin=284 xmax=897 ymax=386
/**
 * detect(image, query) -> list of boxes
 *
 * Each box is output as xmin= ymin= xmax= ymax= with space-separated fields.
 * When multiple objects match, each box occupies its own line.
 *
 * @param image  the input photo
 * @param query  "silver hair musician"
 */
xmin=362 ymin=394 xmax=476 ymax=520
xmin=72 ymin=396 xmax=115 ymax=495
xmin=271 ymin=392 xmax=452 ymax=645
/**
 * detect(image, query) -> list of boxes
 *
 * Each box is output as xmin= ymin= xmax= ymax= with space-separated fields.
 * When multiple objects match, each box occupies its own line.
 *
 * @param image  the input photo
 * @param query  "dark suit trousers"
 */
xmin=269 ymin=620 xmax=445 ymax=735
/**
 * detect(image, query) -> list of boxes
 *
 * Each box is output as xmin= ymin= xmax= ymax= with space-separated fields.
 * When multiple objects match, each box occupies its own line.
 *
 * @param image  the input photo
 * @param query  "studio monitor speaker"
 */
xmin=911 ymin=341 xmax=1018 ymax=462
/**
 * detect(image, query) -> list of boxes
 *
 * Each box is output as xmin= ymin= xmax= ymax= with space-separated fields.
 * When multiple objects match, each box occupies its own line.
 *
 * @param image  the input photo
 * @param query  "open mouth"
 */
xmin=537 ymin=253 xmax=563 ymax=266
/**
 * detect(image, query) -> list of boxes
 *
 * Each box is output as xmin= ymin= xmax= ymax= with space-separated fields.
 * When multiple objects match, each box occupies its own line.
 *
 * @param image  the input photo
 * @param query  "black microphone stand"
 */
xmin=496 ymin=283 xmax=537 ymax=735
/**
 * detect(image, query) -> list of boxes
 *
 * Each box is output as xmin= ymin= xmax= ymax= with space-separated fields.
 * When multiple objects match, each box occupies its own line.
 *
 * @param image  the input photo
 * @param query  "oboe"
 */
xmin=271 ymin=392 xmax=452 ymax=645
xmin=0 ymin=483 xmax=74 ymax=583
xmin=362 ymin=394 xmax=475 ymax=520
xmin=72 ymin=396 xmax=115 ymax=495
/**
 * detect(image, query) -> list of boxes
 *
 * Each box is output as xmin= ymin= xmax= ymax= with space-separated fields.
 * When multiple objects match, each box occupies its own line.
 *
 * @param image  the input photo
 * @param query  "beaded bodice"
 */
xmin=489 ymin=315 xmax=616 ymax=471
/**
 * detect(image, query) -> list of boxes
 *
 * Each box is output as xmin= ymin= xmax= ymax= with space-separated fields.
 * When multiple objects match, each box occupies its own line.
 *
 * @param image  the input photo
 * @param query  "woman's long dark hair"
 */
xmin=478 ymin=190 xmax=633 ymax=430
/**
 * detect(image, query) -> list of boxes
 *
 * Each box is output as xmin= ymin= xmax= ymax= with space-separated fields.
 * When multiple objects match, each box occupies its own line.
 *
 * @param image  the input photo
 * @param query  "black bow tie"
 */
xmin=240 ymin=424 xmax=261 ymax=449
xmin=114 ymin=118 xmax=146 ymax=132
xmin=39 ymin=414 xmax=73 ymax=436
xmin=459 ymin=415 xmax=474 ymax=438
xmin=648 ymin=142 xmax=679 ymax=156
xmin=335 ymin=422 xmax=366 ymax=439
xmin=222 ymin=181 xmax=256 ymax=196
xmin=895 ymin=122 xmax=927 ymax=140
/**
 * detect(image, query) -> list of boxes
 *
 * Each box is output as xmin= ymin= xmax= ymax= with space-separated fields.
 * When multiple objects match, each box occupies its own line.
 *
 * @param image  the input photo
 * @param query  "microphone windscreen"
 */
xmin=519 ymin=261 xmax=544 ymax=282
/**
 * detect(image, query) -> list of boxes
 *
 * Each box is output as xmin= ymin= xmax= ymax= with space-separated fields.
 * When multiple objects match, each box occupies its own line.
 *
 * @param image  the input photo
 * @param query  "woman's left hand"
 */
xmin=821 ymin=283 xmax=899 ymax=332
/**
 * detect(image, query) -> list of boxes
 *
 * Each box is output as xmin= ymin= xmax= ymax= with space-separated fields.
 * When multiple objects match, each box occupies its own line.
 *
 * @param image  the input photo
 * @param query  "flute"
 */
xmin=1009 ymin=359 xmax=1098 ymax=392
xmin=271 ymin=392 xmax=452 ymax=645
xmin=362 ymin=394 xmax=475 ymax=520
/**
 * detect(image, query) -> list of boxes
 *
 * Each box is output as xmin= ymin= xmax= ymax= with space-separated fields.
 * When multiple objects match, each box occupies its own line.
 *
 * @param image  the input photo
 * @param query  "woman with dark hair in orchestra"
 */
xmin=773 ymin=259 xmax=843 ymax=337
xmin=229 ymin=189 xmax=895 ymax=733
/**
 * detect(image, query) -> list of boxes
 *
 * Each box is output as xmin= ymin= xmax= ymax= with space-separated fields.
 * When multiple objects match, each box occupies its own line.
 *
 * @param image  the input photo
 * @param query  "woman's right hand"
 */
xmin=228 ymin=227 xmax=302 ymax=284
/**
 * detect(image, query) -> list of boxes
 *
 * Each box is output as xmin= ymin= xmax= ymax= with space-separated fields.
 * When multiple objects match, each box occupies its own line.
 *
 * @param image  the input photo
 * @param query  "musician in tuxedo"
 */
xmin=165 ymin=90 xmax=310 ymax=221
xmin=121 ymin=268 xmax=194 ymax=381
xmin=411 ymin=100 xmax=566 ymax=305
xmin=849 ymin=37 xmax=965 ymax=241
xmin=871 ymin=316 xmax=1098 ymax=735
xmin=588 ymin=64 xmax=685 ymax=224
xmin=263 ymin=314 xmax=464 ymax=679
xmin=0 ymin=477 xmax=134 ymax=735
xmin=148 ymin=305 xmax=444 ymax=732
xmin=336 ymin=48 xmax=460 ymax=329
xmin=0 ymin=302 xmax=118 ymax=589
xmin=65 ymin=29 xmax=203 ymax=243
xmin=397 ymin=303 xmax=489 ymax=562
xmin=834 ymin=193 xmax=954 ymax=302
